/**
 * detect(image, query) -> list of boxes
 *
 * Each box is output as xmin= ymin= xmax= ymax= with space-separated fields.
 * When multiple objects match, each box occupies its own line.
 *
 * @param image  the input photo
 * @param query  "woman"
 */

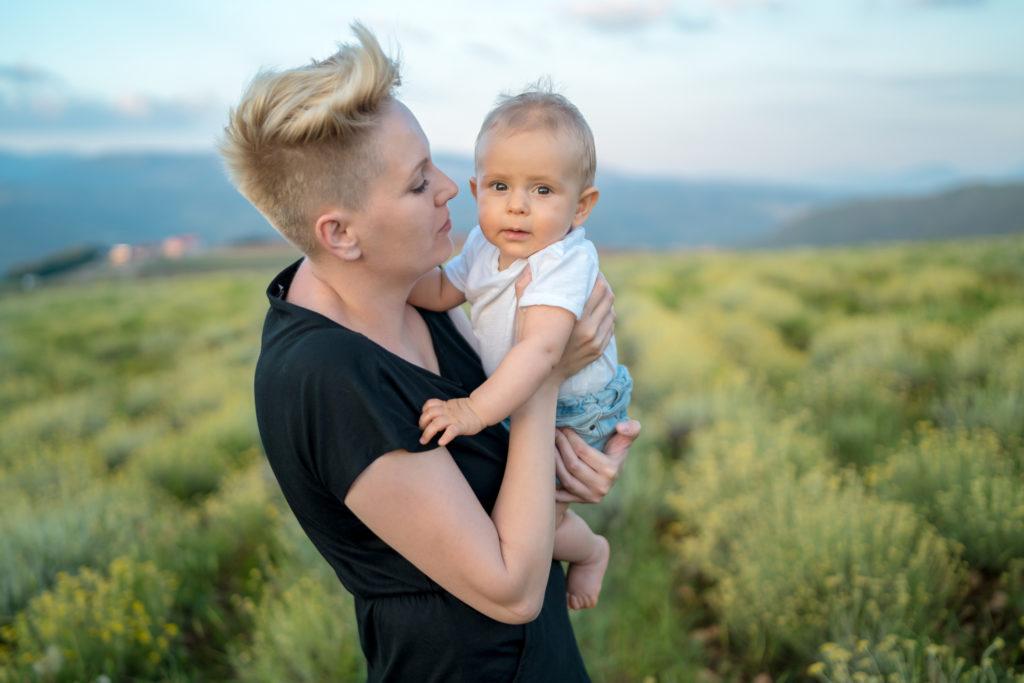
xmin=220 ymin=24 xmax=640 ymax=681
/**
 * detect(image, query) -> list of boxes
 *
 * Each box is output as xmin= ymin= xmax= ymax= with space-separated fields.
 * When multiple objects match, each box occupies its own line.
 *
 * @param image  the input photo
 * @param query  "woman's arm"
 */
xmin=408 ymin=266 xmax=466 ymax=311
xmin=420 ymin=305 xmax=575 ymax=445
xmin=345 ymin=375 xmax=560 ymax=624
xmin=346 ymin=271 xmax=630 ymax=622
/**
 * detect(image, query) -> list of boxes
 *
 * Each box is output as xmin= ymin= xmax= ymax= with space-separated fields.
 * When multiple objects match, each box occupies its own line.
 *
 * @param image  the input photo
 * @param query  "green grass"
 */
xmin=2 ymin=235 xmax=1023 ymax=681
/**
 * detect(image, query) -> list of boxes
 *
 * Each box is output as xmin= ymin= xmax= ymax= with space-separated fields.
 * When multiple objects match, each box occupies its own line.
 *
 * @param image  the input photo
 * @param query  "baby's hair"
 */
xmin=219 ymin=23 xmax=400 ymax=255
xmin=475 ymin=79 xmax=596 ymax=188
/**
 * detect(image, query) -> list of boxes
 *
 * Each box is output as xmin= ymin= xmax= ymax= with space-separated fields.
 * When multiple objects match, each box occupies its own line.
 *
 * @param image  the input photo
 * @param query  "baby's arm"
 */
xmin=420 ymin=304 xmax=576 ymax=446
xmin=408 ymin=267 xmax=466 ymax=311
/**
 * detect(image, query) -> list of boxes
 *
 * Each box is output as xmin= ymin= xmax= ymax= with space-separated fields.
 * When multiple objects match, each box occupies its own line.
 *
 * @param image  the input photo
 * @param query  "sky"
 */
xmin=1 ymin=0 xmax=1022 ymax=183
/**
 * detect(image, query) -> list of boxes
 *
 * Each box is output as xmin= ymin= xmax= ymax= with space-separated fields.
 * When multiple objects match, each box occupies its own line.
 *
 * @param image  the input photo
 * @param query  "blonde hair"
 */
xmin=475 ymin=81 xmax=597 ymax=189
xmin=219 ymin=23 xmax=400 ymax=255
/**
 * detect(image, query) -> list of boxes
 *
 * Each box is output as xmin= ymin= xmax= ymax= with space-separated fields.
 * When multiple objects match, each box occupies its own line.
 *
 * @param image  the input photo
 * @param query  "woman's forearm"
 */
xmin=486 ymin=376 xmax=561 ymax=621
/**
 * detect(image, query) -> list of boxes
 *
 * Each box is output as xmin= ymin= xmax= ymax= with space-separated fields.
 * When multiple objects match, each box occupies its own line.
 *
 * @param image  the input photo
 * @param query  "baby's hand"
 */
xmin=419 ymin=397 xmax=486 ymax=447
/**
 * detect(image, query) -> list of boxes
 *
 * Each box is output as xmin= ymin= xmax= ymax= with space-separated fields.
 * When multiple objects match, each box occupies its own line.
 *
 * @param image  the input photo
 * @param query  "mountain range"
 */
xmin=1 ymin=150 xmax=1022 ymax=275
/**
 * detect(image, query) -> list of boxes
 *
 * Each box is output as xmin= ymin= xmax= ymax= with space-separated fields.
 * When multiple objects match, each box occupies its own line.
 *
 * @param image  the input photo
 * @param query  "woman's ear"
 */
xmin=571 ymin=187 xmax=600 ymax=227
xmin=314 ymin=211 xmax=361 ymax=260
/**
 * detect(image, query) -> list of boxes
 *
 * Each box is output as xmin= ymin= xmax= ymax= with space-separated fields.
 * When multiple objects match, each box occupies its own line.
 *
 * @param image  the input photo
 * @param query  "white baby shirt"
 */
xmin=444 ymin=226 xmax=617 ymax=399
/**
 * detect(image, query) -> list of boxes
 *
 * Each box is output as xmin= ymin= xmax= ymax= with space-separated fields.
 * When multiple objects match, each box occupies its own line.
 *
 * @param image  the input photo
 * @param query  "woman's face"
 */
xmin=353 ymin=100 xmax=459 ymax=279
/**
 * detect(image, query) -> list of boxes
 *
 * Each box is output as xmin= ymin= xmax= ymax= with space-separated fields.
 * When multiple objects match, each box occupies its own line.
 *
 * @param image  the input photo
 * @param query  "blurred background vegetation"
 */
xmin=1 ymin=234 xmax=1023 ymax=682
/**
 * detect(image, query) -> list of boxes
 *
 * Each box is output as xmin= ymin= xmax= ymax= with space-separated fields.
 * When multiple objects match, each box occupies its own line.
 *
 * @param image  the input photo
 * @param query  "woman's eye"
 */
xmin=412 ymin=178 xmax=429 ymax=194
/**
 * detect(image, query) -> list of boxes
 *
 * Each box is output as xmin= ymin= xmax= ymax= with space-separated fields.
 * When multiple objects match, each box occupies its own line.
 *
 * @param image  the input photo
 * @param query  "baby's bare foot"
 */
xmin=566 ymin=535 xmax=609 ymax=610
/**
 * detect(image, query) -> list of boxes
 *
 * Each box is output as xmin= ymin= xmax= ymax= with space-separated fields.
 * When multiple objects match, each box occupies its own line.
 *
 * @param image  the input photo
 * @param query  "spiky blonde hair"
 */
xmin=219 ymin=23 xmax=400 ymax=255
xmin=475 ymin=80 xmax=597 ymax=189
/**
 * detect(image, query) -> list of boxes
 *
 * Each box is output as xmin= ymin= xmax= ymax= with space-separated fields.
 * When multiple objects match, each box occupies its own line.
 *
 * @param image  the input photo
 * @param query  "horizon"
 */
xmin=2 ymin=1 xmax=1023 ymax=185
xmin=1 ymin=145 xmax=1021 ymax=192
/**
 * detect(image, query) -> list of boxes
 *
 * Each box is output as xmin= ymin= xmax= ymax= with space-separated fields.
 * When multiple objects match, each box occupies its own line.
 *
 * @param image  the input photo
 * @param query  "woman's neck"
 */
xmin=291 ymin=258 xmax=437 ymax=371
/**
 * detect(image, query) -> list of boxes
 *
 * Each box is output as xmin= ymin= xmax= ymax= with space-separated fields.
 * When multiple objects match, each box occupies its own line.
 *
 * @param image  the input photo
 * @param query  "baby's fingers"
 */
xmin=420 ymin=415 xmax=452 ymax=445
xmin=419 ymin=399 xmax=447 ymax=429
xmin=437 ymin=424 xmax=462 ymax=447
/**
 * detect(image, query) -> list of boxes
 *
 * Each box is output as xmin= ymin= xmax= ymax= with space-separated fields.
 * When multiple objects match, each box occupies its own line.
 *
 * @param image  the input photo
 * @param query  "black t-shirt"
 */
xmin=254 ymin=260 xmax=589 ymax=682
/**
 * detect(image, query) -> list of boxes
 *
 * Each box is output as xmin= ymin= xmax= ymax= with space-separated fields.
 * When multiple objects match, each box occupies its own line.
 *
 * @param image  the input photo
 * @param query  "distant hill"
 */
xmin=0 ymin=150 xmax=838 ymax=274
xmin=756 ymin=182 xmax=1024 ymax=248
xmin=3 ymin=150 xmax=1022 ymax=275
xmin=435 ymin=155 xmax=840 ymax=249
xmin=0 ymin=152 xmax=274 ymax=274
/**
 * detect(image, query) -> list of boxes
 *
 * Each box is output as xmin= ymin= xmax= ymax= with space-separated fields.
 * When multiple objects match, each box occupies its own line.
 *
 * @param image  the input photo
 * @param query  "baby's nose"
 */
xmin=507 ymin=190 xmax=529 ymax=213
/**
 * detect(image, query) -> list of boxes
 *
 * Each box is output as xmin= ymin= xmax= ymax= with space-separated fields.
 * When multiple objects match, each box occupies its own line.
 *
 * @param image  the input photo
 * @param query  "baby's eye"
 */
xmin=536 ymin=186 xmax=552 ymax=195
xmin=493 ymin=182 xmax=508 ymax=192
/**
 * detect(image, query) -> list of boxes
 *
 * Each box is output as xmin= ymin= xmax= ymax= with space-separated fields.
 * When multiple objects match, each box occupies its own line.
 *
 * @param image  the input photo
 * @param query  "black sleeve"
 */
xmin=256 ymin=325 xmax=442 ymax=507
xmin=306 ymin=333 xmax=440 ymax=500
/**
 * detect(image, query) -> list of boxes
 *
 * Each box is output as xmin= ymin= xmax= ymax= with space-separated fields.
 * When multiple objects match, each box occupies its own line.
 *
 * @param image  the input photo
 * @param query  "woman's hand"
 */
xmin=514 ymin=269 xmax=616 ymax=380
xmin=555 ymin=419 xmax=641 ymax=504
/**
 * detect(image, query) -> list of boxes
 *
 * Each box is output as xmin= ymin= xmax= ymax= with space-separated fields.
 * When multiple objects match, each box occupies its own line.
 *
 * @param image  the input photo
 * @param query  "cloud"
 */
xmin=566 ymin=0 xmax=675 ymax=32
xmin=0 ymin=62 xmax=219 ymax=135
xmin=908 ymin=0 xmax=988 ymax=6
xmin=463 ymin=41 xmax=507 ymax=63
xmin=707 ymin=0 xmax=784 ymax=8
xmin=877 ymin=70 xmax=1024 ymax=105
xmin=0 ymin=63 xmax=63 ymax=86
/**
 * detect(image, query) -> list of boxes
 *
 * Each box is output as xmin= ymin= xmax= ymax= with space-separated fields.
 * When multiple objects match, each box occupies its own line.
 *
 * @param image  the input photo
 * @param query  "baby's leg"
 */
xmin=554 ymin=503 xmax=610 ymax=610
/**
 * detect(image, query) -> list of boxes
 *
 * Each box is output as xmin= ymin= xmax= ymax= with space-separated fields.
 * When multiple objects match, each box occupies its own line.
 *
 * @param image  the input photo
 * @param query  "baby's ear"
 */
xmin=469 ymin=176 xmax=479 ymax=201
xmin=571 ymin=187 xmax=599 ymax=227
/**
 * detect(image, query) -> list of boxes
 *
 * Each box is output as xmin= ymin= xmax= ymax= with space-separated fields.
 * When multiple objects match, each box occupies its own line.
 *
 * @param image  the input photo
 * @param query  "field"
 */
xmin=1 ymin=235 xmax=1023 ymax=682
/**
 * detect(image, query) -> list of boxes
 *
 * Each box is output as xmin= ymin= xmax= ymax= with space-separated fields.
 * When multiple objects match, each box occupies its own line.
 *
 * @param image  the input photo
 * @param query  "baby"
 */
xmin=409 ymin=86 xmax=632 ymax=610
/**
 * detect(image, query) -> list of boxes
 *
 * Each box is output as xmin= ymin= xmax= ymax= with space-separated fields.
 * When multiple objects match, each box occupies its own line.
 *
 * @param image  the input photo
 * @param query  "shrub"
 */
xmin=709 ymin=472 xmax=965 ymax=666
xmin=229 ymin=572 xmax=365 ymax=682
xmin=694 ymin=307 xmax=805 ymax=388
xmin=0 ymin=480 xmax=158 ymax=616
xmin=711 ymin=277 xmax=814 ymax=350
xmin=0 ymin=389 xmax=113 ymax=466
xmin=129 ymin=392 xmax=258 ymax=501
xmin=2 ymin=557 xmax=181 ymax=682
xmin=131 ymin=435 xmax=230 ymax=501
xmin=952 ymin=305 xmax=1024 ymax=384
xmin=940 ymin=311 xmax=1024 ymax=445
xmin=670 ymin=415 xmax=965 ymax=667
xmin=869 ymin=265 xmax=983 ymax=312
xmin=669 ymin=411 xmax=830 ymax=575
xmin=794 ymin=315 xmax=957 ymax=466
xmin=154 ymin=464 xmax=282 ymax=593
xmin=807 ymin=634 xmax=1024 ymax=683
xmin=94 ymin=418 xmax=169 ymax=470
xmin=571 ymin=499 xmax=704 ymax=682
xmin=873 ymin=427 xmax=1024 ymax=571
xmin=618 ymin=297 xmax=728 ymax=402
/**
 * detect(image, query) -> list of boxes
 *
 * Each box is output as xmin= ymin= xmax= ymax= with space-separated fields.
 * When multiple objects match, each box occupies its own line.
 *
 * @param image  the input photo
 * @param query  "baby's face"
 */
xmin=471 ymin=127 xmax=589 ymax=270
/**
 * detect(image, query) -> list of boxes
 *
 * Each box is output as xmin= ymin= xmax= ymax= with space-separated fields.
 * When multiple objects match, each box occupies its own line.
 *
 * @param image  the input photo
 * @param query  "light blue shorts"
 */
xmin=555 ymin=364 xmax=633 ymax=450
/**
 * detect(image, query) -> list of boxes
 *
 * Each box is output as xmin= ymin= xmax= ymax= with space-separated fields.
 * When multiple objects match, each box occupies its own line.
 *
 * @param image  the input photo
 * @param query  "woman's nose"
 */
xmin=435 ymin=170 xmax=458 ymax=204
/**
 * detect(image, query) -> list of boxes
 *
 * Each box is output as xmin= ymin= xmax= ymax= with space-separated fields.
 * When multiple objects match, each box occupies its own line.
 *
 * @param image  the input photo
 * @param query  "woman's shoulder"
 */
xmin=257 ymin=319 xmax=381 ymax=400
